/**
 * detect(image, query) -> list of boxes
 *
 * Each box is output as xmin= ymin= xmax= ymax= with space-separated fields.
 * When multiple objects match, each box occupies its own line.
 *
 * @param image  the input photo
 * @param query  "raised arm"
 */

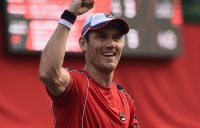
xmin=39 ymin=0 xmax=94 ymax=96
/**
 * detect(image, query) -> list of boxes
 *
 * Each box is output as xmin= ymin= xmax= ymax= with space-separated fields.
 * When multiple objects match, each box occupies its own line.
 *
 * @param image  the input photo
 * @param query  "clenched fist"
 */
xmin=68 ymin=0 xmax=95 ymax=16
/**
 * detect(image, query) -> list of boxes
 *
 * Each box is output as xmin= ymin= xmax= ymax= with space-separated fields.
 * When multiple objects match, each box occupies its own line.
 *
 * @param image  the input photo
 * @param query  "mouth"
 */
xmin=101 ymin=52 xmax=116 ymax=57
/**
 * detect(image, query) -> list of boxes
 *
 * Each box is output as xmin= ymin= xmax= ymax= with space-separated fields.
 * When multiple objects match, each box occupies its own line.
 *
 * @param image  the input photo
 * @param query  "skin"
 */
xmin=79 ymin=24 xmax=125 ymax=87
xmin=39 ymin=1 xmax=136 ymax=127
xmin=39 ymin=0 xmax=95 ymax=96
xmin=39 ymin=0 xmax=125 ymax=94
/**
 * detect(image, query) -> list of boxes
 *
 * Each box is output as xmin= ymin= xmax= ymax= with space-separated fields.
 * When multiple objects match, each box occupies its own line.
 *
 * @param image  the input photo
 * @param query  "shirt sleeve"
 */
xmin=46 ymin=69 xmax=75 ymax=104
xmin=46 ymin=69 xmax=89 ymax=108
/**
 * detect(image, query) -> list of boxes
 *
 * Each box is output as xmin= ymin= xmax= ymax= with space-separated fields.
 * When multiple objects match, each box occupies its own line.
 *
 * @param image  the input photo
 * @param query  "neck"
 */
xmin=84 ymin=65 xmax=114 ymax=88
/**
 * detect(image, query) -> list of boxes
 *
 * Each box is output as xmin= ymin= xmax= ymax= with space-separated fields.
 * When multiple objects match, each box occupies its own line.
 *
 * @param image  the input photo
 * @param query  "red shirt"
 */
xmin=47 ymin=69 xmax=139 ymax=128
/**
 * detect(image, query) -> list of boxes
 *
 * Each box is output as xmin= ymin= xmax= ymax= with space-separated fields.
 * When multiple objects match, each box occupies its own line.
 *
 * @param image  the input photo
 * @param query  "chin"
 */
xmin=99 ymin=63 xmax=117 ymax=74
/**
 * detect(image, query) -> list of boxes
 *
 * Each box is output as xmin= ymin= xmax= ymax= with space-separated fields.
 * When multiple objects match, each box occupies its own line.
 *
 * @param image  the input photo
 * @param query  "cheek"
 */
xmin=89 ymin=43 xmax=103 ymax=54
xmin=121 ymin=40 xmax=125 ymax=47
xmin=87 ymin=46 xmax=100 ymax=59
xmin=117 ymin=43 xmax=125 ymax=51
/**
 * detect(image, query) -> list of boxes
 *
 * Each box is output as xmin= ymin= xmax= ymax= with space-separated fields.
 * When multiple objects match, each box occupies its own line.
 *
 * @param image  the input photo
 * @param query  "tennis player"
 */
xmin=39 ymin=0 xmax=139 ymax=127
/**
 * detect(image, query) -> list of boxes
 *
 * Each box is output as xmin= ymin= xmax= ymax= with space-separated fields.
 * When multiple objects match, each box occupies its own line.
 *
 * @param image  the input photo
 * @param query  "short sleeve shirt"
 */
xmin=47 ymin=69 xmax=139 ymax=128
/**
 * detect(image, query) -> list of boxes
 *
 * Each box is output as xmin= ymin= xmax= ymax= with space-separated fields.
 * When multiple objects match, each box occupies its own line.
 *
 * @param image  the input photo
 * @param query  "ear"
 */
xmin=79 ymin=37 xmax=88 ymax=52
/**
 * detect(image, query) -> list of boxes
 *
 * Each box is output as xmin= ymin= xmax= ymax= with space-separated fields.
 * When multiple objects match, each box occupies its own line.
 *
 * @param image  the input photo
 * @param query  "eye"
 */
xmin=113 ymin=35 xmax=123 ymax=42
xmin=97 ymin=33 xmax=107 ymax=40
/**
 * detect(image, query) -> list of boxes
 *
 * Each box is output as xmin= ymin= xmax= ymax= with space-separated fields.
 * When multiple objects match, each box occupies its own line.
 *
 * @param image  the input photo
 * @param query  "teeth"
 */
xmin=103 ymin=53 xmax=114 ymax=56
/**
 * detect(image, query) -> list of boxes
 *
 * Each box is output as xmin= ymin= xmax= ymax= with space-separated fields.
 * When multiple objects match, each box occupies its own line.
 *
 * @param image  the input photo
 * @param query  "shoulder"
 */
xmin=116 ymin=84 xmax=128 ymax=95
xmin=116 ymin=84 xmax=137 ymax=117
xmin=65 ymin=68 xmax=84 ymax=74
xmin=116 ymin=84 xmax=135 ymax=103
xmin=65 ymin=68 xmax=86 ymax=79
xmin=65 ymin=68 xmax=89 ymax=89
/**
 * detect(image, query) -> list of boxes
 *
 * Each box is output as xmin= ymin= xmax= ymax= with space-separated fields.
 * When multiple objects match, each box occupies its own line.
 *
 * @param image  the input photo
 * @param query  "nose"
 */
xmin=106 ymin=40 xmax=116 ymax=50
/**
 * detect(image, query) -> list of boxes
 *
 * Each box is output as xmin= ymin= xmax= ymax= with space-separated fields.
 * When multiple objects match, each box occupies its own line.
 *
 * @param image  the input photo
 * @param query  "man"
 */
xmin=39 ymin=0 xmax=139 ymax=127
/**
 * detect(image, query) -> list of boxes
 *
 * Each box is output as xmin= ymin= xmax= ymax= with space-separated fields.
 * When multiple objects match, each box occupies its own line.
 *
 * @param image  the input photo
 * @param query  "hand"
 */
xmin=68 ymin=0 xmax=95 ymax=16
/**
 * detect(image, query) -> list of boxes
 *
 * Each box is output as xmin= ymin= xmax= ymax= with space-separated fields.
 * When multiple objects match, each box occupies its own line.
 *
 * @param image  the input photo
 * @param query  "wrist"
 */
xmin=58 ymin=10 xmax=77 ymax=30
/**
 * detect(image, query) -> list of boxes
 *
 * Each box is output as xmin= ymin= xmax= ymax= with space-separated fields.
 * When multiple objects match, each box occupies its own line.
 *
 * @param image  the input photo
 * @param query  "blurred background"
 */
xmin=0 ymin=0 xmax=200 ymax=127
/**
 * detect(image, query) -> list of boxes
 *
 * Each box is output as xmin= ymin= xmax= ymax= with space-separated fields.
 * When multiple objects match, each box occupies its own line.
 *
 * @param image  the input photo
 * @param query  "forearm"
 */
xmin=39 ymin=24 xmax=69 ymax=79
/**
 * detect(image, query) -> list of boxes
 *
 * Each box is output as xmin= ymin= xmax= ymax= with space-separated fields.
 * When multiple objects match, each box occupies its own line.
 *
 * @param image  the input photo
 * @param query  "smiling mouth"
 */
xmin=102 ymin=52 xmax=116 ymax=57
